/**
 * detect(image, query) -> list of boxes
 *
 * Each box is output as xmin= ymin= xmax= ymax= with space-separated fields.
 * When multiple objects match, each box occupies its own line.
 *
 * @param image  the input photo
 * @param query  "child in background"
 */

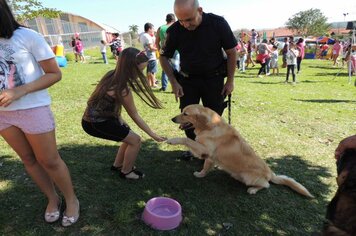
xmin=285 ymin=42 xmax=299 ymax=85
xmin=100 ymin=40 xmax=108 ymax=64
xmin=345 ymin=44 xmax=356 ymax=76
xmin=238 ymin=40 xmax=247 ymax=72
xmin=270 ymin=45 xmax=279 ymax=76
xmin=246 ymin=41 xmax=256 ymax=68
xmin=235 ymin=43 xmax=241 ymax=69
xmin=81 ymin=48 xmax=166 ymax=180
xmin=70 ymin=36 xmax=78 ymax=62
xmin=109 ymin=33 xmax=122 ymax=61
xmin=75 ymin=36 xmax=85 ymax=63
xmin=332 ymin=39 xmax=342 ymax=67
xmin=296 ymin=38 xmax=305 ymax=73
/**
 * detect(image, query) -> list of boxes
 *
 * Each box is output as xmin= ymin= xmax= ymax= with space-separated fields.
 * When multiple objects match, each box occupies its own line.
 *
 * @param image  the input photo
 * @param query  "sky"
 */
xmin=40 ymin=0 xmax=356 ymax=33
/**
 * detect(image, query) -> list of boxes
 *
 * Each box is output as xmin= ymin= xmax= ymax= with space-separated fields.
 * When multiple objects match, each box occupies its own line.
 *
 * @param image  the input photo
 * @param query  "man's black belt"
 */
xmin=178 ymin=69 xmax=225 ymax=78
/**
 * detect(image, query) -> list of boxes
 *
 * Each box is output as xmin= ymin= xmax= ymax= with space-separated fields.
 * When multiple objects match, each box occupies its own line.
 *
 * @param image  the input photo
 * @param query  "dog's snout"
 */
xmin=171 ymin=117 xmax=177 ymax=123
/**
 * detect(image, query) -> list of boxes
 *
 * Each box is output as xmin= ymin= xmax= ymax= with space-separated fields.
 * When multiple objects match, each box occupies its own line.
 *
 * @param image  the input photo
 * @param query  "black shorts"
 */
xmin=81 ymin=118 xmax=130 ymax=142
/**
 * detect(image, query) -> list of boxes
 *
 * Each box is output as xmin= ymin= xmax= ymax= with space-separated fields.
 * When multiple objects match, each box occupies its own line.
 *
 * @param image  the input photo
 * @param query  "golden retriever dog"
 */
xmin=167 ymin=104 xmax=313 ymax=198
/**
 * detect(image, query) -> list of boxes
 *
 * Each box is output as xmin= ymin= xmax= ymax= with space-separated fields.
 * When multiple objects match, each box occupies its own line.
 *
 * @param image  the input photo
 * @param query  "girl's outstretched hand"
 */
xmin=151 ymin=133 xmax=167 ymax=142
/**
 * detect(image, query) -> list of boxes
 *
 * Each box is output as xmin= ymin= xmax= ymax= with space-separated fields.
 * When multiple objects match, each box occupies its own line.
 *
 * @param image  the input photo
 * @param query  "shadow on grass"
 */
xmin=87 ymin=61 xmax=109 ymax=65
xmin=293 ymin=98 xmax=356 ymax=104
xmin=0 ymin=144 xmax=333 ymax=235
xmin=248 ymin=81 xmax=284 ymax=85
xmin=235 ymin=73 xmax=256 ymax=79
xmin=309 ymin=65 xmax=339 ymax=70
xmin=302 ymin=79 xmax=334 ymax=83
xmin=314 ymin=72 xmax=348 ymax=77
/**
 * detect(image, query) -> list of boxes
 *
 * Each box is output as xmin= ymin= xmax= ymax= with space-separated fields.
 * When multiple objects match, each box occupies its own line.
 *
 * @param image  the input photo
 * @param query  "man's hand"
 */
xmin=222 ymin=80 xmax=234 ymax=96
xmin=171 ymin=81 xmax=184 ymax=102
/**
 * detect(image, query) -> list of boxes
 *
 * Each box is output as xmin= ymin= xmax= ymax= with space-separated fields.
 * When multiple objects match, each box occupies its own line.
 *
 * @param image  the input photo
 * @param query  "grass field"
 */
xmin=1 ymin=50 xmax=355 ymax=235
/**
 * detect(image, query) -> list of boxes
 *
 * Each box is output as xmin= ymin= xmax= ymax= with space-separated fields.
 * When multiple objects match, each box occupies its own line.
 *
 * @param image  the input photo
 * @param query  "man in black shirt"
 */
xmin=160 ymin=0 xmax=237 ymax=144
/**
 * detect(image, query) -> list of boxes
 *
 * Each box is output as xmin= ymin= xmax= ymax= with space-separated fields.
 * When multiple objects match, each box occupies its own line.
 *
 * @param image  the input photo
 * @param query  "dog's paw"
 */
xmin=166 ymin=138 xmax=183 ymax=145
xmin=247 ymin=187 xmax=258 ymax=195
xmin=193 ymin=171 xmax=206 ymax=178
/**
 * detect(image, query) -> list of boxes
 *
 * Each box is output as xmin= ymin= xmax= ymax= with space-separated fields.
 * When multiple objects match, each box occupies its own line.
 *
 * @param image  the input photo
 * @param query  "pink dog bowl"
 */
xmin=142 ymin=197 xmax=182 ymax=230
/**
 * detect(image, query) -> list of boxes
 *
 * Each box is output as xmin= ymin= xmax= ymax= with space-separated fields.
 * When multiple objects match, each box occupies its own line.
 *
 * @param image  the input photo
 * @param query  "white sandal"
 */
xmin=44 ymin=198 xmax=62 ymax=223
xmin=44 ymin=210 xmax=60 ymax=223
xmin=61 ymin=200 xmax=80 ymax=227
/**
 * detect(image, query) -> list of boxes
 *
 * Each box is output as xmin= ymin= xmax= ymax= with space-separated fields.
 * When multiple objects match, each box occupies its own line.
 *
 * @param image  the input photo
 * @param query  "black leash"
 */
xmin=228 ymin=94 xmax=231 ymax=125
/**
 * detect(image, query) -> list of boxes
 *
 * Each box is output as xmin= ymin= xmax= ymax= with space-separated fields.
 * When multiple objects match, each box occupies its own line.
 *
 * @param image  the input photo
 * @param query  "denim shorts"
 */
xmin=0 ymin=106 xmax=55 ymax=134
xmin=147 ymin=60 xmax=157 ymax=74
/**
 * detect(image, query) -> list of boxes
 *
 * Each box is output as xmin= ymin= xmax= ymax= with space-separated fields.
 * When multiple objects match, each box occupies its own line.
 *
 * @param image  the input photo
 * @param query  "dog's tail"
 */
xmin=271 ymin=173 xmax=314 ymax=198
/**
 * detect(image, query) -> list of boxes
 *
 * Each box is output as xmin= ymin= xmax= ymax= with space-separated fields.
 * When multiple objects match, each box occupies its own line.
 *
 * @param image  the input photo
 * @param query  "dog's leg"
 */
xmin=247 ymin=186 xmax=267 ymax=195
xmin=245 ymin=177 xmax=270 ymax=195
xmin=167 ymin=137 xmax=211 ymax=158
xmin=194 ymin=159 xmax=214 ymax=178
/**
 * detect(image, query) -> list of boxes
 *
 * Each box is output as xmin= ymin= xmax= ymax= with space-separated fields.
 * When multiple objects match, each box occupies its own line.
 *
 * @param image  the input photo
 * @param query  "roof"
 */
xmin=96 ymin=22 xmax=120 ymax=33
xmin=61 ymin=12 xmax=120 ymax=33
xmin=259 ymin=27 xmax=294 ymax=38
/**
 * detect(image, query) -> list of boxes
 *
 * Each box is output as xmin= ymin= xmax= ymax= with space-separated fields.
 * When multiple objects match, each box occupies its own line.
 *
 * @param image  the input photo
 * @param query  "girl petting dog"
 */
xmin=82 ymin=47 xmax=166 ymax=180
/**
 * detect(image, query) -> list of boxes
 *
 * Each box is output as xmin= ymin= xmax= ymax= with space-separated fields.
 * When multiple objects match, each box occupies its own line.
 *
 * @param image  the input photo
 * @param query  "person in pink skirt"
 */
xmin=332 ymin=39 xmax=343 ymax=67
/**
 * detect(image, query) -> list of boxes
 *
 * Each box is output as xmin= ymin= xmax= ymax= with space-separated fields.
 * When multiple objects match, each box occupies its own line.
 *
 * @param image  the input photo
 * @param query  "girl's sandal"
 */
xmin=44 ymin=197 xmax=62 ymax=223
xmin=62 ymin=200 xmax=80 ymax=227
xmin=119 ymin=168 xmax=145 ymax=180
xmin=110 ymin=165 xmax=122 ymax=171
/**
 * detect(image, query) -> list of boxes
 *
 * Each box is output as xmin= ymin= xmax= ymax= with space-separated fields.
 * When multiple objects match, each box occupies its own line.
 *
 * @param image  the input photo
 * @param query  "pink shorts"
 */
xmin=0 ymin=106 xmax=55 ymax=134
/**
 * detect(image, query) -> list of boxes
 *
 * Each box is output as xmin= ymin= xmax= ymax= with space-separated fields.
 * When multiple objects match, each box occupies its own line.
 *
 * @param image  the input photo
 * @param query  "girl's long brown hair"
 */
xmin=87 ymin=47 xmax=162 ymax=116
xmin=0 ymin=0 xmax=22 ymax=38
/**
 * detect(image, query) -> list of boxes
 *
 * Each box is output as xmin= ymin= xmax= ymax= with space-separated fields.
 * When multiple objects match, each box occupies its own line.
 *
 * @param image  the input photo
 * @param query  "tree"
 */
xmin=128 ymin=24 xmax=139 ymax=38
xmin=7 ymin=0 xmax=61 ymax=22
xmin=285 ymin=8 xmax=331 ymax=37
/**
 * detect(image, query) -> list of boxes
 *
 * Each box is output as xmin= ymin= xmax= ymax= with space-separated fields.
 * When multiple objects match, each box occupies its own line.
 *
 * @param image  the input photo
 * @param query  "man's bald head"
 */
xmin=174 ymin=0 xmax=199 ymax=9
xmin=174 ymin=0 xmax=202 ymax=31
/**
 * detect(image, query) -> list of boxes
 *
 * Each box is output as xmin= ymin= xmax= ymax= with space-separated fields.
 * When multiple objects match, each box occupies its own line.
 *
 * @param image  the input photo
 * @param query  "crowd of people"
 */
xmin=235 ymin=33 xmax=307 ymax=84
xmin=0 ymin=0 xmax=355 ymax=230
xmin=235 ymin=31 xmax=356 ymax=83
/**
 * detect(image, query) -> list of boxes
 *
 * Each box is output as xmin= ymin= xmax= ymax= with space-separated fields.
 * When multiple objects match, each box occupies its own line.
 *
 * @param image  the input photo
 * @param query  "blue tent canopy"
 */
xmin=317 ymin=36 xmax=335 ymax=44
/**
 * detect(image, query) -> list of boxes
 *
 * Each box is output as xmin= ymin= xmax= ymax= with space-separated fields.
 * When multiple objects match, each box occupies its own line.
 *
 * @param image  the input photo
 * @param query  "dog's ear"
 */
xmin=195 ymin=114 xmax=209 ymax=125
xmin=195 ymin=112 xmax=222 ymax=128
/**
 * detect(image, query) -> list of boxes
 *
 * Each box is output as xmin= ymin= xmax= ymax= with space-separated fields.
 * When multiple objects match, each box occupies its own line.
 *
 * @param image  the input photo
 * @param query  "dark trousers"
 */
xmin=286 ymin=65 xmax=296 ymax=82
xmin=258 ymin=63 xmax=266 ymax=75
xmin=177 ymin=74 xmax=225 ymax=140
xmin=297 ymin=57 xmax=302 ymax=72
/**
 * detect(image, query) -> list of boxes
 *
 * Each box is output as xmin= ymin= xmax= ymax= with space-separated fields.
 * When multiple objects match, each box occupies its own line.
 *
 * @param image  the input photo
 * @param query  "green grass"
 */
xmin=1 ymin=50 xmax=356 ymax=235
